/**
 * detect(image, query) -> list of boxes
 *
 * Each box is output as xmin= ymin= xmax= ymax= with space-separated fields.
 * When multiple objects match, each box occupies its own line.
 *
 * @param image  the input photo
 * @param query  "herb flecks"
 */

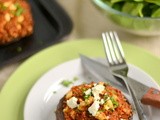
xmin=110 ymin=97 xmax=119 ymax=108
xmin=61 ymin=80 xmax=73 ymax=87
xmin=0 ymin=2 xmax=24 ymax=16
xmin=84 ymin=94 xmax=91 ymax=100
xmin=61 ymin=76 xmax=79 ymax=87
xmin=15 ymin=3 xmax=24 ymax=16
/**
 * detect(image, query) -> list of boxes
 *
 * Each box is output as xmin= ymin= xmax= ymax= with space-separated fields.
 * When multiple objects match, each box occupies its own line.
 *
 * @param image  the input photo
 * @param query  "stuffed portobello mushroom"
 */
xmin=56 ymin=82 xmax=132 ymax=120
xmin=0 ymin=0 xmax=34 ymax=45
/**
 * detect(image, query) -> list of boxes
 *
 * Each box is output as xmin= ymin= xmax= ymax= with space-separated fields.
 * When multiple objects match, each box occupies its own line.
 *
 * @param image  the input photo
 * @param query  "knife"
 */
xmin=80 ymin=55 xmax=160 ymax=108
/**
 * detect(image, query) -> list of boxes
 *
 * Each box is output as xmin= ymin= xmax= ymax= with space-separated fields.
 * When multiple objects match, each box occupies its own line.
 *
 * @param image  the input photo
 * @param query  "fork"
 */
xmin=102 ymin=31 xmax=147 ymax=120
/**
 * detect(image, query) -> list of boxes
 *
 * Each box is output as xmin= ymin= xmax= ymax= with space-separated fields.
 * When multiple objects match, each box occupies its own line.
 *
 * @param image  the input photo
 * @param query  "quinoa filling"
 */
xmin=62 ymin=82 xmax=132 ymax=120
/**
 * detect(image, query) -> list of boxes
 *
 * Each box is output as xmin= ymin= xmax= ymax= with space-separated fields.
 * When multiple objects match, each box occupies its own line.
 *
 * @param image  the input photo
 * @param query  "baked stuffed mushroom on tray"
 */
xmin=56 ymin=82 xmax=132 ymax=120
xmin=0 ymin=0 xmax=34 ymax=45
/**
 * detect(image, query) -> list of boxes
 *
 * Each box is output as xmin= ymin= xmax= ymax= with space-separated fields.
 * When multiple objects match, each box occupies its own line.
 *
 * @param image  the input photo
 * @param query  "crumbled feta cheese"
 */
xmin=93 ymin=93 xmax=100 ymax=100
xmin=88 ymin=100 xmax=100 ymax=116
xmin=85 ymin=88 xmax=91 ymax=95
xmin=100 ymin=99 xmax=104 ymax=105
xmin=67 ymin=97 xmax=78 ymax=109
xmin=93 ymin=83 xmax=97 ymax=86
xmin=92 ymin=84 xmax=105 ymax=100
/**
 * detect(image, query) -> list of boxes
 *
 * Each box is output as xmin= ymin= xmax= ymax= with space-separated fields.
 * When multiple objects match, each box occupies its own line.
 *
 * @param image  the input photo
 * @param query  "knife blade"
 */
xmin=80 ymin=55 xmax=160 ymax=108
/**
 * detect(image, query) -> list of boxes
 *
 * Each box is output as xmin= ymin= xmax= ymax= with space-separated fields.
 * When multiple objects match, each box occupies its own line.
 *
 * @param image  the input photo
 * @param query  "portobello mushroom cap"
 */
xmin=55 ymin=96 xmax=65 ymax=120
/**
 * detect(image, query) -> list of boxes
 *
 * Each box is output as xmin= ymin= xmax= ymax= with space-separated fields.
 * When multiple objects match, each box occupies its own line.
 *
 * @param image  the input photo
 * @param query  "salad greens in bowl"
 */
xmin=92 ymin=0 xmax=160 ymax=36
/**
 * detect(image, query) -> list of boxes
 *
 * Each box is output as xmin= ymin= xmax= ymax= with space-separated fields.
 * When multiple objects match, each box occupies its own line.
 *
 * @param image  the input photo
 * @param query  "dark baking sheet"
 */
xmin=0 ymin=0 xmax=72 ymax=67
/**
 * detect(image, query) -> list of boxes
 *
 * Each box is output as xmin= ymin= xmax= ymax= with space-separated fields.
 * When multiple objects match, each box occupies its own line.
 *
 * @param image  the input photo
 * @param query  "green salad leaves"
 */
xmin=101 ymin=0 xmax=160 ymax=18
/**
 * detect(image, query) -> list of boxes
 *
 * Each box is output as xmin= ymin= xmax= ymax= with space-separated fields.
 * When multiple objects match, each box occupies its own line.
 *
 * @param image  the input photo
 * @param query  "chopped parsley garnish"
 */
xmin=53 ymin=91 xmax=57 ymax=94
xmin=84 ymin=94 xmax=92 ymax=100
xmin=14 ymin=3 xmax=24 ymax=16
xmin=110 ymin=97 xmax=119 ymax=108
xmin=61 ymin=80 xmax=73 ymax=87
xmin=84 ymin=95 xmax=91 ymax=100
xmin=83 ymin=88 xmax=92 ymax=100
xmin=0 ymin=2 xmax=24 ymax=16
xmin=61 ymin=77 xmax=79 ymax=87
xmin=15 ymin=6 xmax=24 ymax=16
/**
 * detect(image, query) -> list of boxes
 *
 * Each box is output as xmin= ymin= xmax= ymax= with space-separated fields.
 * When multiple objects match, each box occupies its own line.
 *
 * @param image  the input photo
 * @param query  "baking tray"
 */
xmin=0 ymin=0 xmax=72 ymax=67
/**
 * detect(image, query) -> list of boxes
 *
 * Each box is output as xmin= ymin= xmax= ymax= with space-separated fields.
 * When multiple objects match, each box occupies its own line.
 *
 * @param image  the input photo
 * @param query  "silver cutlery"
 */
xmin=81 ymin=55 xmax=159 ymax=120
xmin=80 ymin=55 xmax=160 ymax=107
xmin=80 ymin=31 xmax=160 ymax=119
xmin=102 ymin=31 xmax=160 ymax=104
xmin=80 ymin=56 xmax=139 ymax=119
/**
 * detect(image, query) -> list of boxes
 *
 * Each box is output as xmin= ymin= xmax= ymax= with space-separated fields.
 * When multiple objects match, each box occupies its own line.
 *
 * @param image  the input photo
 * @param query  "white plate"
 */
xmin=24 ymin=58 xmax=160 ymax=120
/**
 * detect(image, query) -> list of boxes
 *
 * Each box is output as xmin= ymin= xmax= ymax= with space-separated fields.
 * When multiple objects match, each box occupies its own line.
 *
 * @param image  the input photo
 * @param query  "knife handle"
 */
xmin=141 ymin=87 xmax=160 ymax=108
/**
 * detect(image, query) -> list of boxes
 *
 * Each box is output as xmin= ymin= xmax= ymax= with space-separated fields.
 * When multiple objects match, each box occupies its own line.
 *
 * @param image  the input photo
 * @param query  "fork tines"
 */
xmin=102 ymin=31 xmax=126 ymax=65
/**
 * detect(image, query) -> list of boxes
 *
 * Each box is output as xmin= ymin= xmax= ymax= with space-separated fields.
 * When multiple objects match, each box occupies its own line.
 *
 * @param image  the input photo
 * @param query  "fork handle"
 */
xmin=141 ymin=87 xmax=160 ymax=108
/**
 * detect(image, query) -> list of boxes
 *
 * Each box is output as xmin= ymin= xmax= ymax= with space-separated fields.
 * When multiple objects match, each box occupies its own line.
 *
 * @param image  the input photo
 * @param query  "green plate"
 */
xmin=0 ymin=39 xmax=160 ymax=120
